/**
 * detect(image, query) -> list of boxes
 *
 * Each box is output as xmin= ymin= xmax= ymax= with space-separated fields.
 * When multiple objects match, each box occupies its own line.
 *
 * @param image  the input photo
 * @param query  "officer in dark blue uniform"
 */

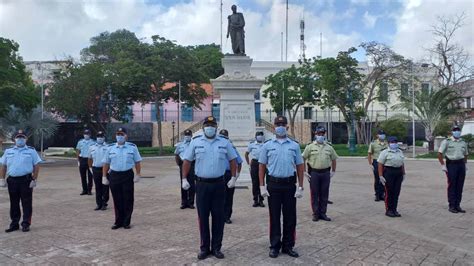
xmin=102 ymin=127 xmax=142 ymax=230
xmin=218 ymin=129 xmax=243 ymax=224
xmin=245 ymin=131 xmax=265 ymax=207
xmin=181 ymin=116 xmax=237 ymax=260
xmin=0 ymin=130 xmax=42 ymax=232
xmin=259 ymin=116 xmax=304 ymax=258
xmin=88 ymin=131 xmax=110 ymax=211
xmin=174 ymin=129 xmax=195 ymax=209
xmin=76 ymin=129 xmax=95 ymax=195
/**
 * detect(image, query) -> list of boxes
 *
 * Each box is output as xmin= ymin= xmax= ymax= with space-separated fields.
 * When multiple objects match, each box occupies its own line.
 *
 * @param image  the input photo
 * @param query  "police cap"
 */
xmin=274 ymin=115 xmax=288 ymax=125
xmin=96 ymin=131 xmax=105 ymax=137
xmin=315 ymin=126 xmax=326 ymax=133
xmin=219 ymin=129 xmax=229 ymax=137
xmin=14 ymin=129 xmax=27 ymax=138
xmin=388 ymin=136 xmax=398 ymax=143
xmin=255 ymin=131 xmax=264 ymax=136
xmin=184 ymin=129 xmax=192 ymax=136
xmin=203 ymin=116 xmax=217 ymax=126
xmin=116 ymin=127 xmax=127 ymax=134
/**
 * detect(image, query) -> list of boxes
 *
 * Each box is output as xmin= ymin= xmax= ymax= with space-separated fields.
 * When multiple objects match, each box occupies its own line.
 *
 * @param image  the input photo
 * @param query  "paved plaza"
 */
xmin=0 ymin=157 xmax=473 ymax=265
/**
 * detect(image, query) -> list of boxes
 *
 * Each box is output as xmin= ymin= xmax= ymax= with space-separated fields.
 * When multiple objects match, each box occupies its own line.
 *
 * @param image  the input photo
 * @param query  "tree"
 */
xmin=357 ymin=42 xmax=412 ymax=144
xmin=187 ymin=44 xmax=224 ymax=81
xmin=0 ymin=38 xmax=39 ymax=117
xmin=396 ymin=87 xmax=462 ymax=151
xmin=309 ymin=48 xmax=363 ymax=144
xmin=427 ymin=13 xmax=474 ymax=89
xmin=0 ymin=107 xmax=59 ymax=148
xmin=263 ymin=64 xmax=319 ymax=137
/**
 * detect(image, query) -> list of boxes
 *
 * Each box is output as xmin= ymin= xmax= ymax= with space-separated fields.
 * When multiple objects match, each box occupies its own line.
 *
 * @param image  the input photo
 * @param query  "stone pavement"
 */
xmin=0 ymin=157 xmax=473 ymax=265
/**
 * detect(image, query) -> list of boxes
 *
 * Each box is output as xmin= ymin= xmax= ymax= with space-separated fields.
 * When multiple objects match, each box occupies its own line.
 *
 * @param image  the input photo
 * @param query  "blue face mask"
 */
xmin=452 ymin=131 xmax=461 ymax=139
xmin=315 ymin=135 xmax=326 ymax=143
xmin=389 ymin=143 xmax=399 ymax=150
xmin=15 ymin=138 xmax=26 ymax=147
xmin=184 ymin=136 xmax=192 ymax=142
xmin=275 ymin=126 xmax=287 ymax=137
xmin=116 ymin=135 xmax=126 ymax=144
xmin=256 ymin=135 xmax=264 ymax=142
xmin=96 ymin=137 xmax=105 ymax=144
xmin=204 ymin=127 xmax=216 ymax=138
xmin=378 ymin=134 xmax=386 ymax=140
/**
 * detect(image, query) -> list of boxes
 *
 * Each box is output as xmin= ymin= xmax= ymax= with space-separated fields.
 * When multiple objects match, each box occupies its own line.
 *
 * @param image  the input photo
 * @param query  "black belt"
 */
xmin=110 ymin=169 xmax=134 ymax=174
xmin=9 ymin=174 xmax=32 ymax=178
xmin=310 ymin=167 xmax=331 ymax=173
xmin=384 ymin=166 xmax=402 ymax=169
xmin=446 ymin=159 xmax=464 ymax=164
xmin=251 ymin=159 xmax=258 ymax=163
xmin=196 ymin=176 xmax=224 ymax=183
xmin=267 ymin=175 xmax=296 ymax=183
xmin=92 ymin=166 xmax=103 ymax=170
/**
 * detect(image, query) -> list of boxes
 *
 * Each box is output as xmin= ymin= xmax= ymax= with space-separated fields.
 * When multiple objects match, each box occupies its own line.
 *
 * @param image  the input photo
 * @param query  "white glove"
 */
xmin=227 ymin=176 xmax=237 ymax=188
xmin=304 ymin=172 xmax=311 ymax=181
xmin=0 ymin=179 xmax=6 ymax=187
xmin=441 ymin=165 xmax=448 ymax=173
xmin=294 ymin=186 xmax=304 ymax=199
xmin=102 ymin=176 xmax=109 ymax=185
xmin=236 ymin=172 xmax=240 ymax=178
xmin=182 ymin=178 xmax=190 ymax=190
xmin=369 ymin=164 xmax=374 ymax=171
xmin=133 ymin=174 xmax=140 ymax=183
xmin=29 ymin=180 xmax=36 ymax=188
xmin=77 ymin=161 xmax=80 ymax=167
xmin=260 ymin=185 xmax=270 ymax=197
xmin=330 ymin=171 xmax=335 ymax=178
xmin=379 ymin=176 xmax=386 ymax=185
xmin=89 ymin=168 xmax=93 ymax=173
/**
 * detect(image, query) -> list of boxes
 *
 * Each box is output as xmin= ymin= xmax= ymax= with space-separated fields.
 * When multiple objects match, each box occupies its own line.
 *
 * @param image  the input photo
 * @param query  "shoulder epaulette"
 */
xmin=192 ymin=135 xmax=201 ymax=139
xmin=107 ymin=143 xmax=115 ymax=147
xmin=288 ymin=137 xmax=299 ymax=144
xmin=27 ymin=146 xmax=35 ymax=150
xmin=264 ymin=139 xmax=272 ymax=143
xmin=126 ymin=142 xmax=136 ymax=147
xmin=326 ymin=142 xmax=332 ymax=146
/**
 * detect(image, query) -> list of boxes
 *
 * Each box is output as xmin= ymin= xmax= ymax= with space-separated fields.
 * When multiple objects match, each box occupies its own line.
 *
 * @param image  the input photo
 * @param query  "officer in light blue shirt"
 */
xmin=181 ymin=116 xmax=237 ymax=260
xmin=174 ymin=129 xmax=195 ymax=209
xmin=75 ymin=129 xmax=95 ymax=195
xmin=218 ymin=129 xmax=242 ymax=224
xmin=245 ymin=131 xmax=265 ymax=207
xmin=88 ymin=131 xmax=110 ymax=211
xmin=102 ymin=127 xmax=142 ymax=230
xmin=0 ymin=130 xmax=41 ymax=232
xmin=258 ymin=115 xmax=304 ymax=258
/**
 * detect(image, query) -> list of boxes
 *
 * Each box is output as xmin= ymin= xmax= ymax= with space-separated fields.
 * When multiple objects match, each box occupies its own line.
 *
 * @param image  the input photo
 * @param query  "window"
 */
xmin=465 ymin=98 xmax=472 ymax=109
xmin=151 ymin=105 xmax=164 ymax=122
xmin=303 ymin=106 xmax=313 ymax=119
xmin=421 ymin=83 xmax=430 ymax=95
xmin=400 ymin=83 xmax=409 ymax=98
xmin=181 ymin=105 xmax=193 ymax=122
xmin=378 ymin=83 xmax=388 ymax=102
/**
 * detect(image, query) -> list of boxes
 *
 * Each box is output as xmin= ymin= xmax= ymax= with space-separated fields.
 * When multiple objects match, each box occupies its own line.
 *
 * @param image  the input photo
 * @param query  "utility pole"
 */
xmin=285 ymin=0 xmax=288 ymax=62
xmin=36 ymin=62 xmax=45 ymax=158
xmin=178 ymin=81 xmax=181 ymax=140
xmin=280 ymin=32 xmax=283 ymax=62
xmin=300 ymin=16 xmax=305 ymax=60
xmin=220 ymin=0 xmax=223 ymax=53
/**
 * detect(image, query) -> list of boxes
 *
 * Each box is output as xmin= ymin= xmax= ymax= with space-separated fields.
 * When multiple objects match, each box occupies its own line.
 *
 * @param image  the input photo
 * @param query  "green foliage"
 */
xmin=415 ymin=140 xmax=424 ymax=147
xmin=433 ymin=120 xmax=452 ymax=137
xmin=378 ymin=117 xmax=408 ymax=141
xmin=0 ymin=107 xmax=59 ymax=147
xmin=0 ymin=38 xmax=39 ymax=117
xmin=462 ymin=134 xmax=474 ymax=153
xmin=137 ymin=146 xmax=175 ymax=156
xmin=187 ymin=44 xmax=224 ymax=81
xmin=300 ymin=144 xmax=369 ymax=157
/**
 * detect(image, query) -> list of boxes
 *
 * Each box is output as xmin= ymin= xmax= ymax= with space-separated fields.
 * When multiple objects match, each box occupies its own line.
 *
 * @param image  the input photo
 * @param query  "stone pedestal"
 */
xmin=211 ymin=56 xmax=265 ymax=183
xmin=211 ymin=56 xmax=265 ymax=147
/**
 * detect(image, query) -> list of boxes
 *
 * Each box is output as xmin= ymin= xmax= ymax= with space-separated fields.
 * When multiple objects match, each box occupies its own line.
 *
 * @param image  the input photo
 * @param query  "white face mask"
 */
xmin=96 ymin=137 xmax=105 ymax=144
xmin=84 ymin=135 xmax=91 ymax=140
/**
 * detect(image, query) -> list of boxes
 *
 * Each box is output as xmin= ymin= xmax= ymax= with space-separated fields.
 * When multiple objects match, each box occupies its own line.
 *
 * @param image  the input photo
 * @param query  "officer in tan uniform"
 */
xmin=377 ymin=136 xmax=405 ymax=218
xmin=368 ymin=129 xmax=388 ymax=202
xmin=302 ymin=126 xmax=338 ymax=222
xmin=438 ymin=125 xmax=468 ymax=213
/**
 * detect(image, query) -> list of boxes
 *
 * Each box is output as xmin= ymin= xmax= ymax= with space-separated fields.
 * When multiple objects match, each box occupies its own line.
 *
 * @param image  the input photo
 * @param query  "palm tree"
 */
xmin=396 ymin=87 xmax=462 ymax=151
xmin=0 ymin=107 xmax=59 ymax=148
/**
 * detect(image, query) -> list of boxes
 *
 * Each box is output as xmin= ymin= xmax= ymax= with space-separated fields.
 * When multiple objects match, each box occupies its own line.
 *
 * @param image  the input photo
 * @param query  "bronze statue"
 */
xmin=227 ymin=5 xmax=245 ymax=55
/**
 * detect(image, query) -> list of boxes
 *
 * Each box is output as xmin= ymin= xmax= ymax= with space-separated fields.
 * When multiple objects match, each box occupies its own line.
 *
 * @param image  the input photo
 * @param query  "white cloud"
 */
xmin=362 ymin=11 xmax=377 ymax=28
xmin=391 ymin=0 xmax=474 ymax=62
xmin=0 ymin=0 xmax=362 ymax=61
xmin=350 ymin=0 xmax=370 ymax=6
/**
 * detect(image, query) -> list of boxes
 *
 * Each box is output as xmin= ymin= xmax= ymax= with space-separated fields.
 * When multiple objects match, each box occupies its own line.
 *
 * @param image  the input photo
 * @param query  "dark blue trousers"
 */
xmin=446 ymin=162 xmax=466 ymax=208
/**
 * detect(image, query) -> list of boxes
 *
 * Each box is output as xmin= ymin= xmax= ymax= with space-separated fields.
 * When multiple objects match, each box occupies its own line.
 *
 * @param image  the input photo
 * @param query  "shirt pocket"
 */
xmin=195 ymin=148 xmax=205 ymax=160
xmin=218 ymin=149 xmax=228 ymax=160
xmin=126 ymin=152 xmax=135 ymax=163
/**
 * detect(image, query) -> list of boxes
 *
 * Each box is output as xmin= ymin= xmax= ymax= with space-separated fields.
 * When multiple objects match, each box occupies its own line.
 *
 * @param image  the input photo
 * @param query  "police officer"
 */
xmin=258 ymin=115 xmax=304 ymax=258
xmin=368 ymin=129 xmax=388 ymax=202
xmin=76 ymin=129 xmax=95 ymax=195
xmin=0 ymin=130 xmax=41 ymax=232
xmin=102 ymin=127 xmax=142 ymax=229
xmin=88 ymin=131 xmax=110 ymax=211
xmin=181 ymin=116 xmax=237 ymax=260
xmin=174 ymin=129 xmax=195 ymax=209
xmin=218 ymin=129 xmax=242 ymax=224
xmin=438 ymin=125 xmax=468 ymax=213
xmin=377 ymin=136 xmax=405 ymax=218
xmin=302 ymin=126 xmax=338 ymax=222
xmin=245 ymin=131 xmax=265 ymax=207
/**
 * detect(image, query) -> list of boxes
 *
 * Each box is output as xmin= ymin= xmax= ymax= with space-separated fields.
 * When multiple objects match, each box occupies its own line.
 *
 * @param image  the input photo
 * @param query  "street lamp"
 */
xmin=171 ymin=121 xmax=176 ymax=146
xmin=348 ymin=83 xmax=357 ymax=154
xmin=36 ymin=63 xmax=45 ymax=158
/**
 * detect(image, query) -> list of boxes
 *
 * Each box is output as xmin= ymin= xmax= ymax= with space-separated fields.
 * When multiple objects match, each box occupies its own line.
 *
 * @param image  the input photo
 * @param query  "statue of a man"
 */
xmin=227 ymin=5 xmax=245 ymax=55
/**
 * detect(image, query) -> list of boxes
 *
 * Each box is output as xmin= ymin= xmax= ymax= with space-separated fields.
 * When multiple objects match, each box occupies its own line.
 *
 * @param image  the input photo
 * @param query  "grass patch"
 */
xmin=417 ymin=152 xmax=474 ymax=160
xmin=49 ymin=146 xmax=175 ymax=157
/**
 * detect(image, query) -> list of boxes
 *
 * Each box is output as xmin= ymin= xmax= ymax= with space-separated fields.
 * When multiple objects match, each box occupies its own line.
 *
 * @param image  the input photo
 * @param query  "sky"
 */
xmin=0 ymin=0 xmax=472 ymax=63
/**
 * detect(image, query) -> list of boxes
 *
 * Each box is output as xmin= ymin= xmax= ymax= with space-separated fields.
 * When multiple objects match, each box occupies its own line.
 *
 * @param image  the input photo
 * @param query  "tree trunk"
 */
xmin=154 ymin=100 xmax=163 ymax=155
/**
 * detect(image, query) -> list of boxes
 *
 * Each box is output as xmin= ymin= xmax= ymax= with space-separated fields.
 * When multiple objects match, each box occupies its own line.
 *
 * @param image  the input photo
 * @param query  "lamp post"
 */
xmin=348 ymin=83 xmax=357 ymax=154
xmin=171 ymin=121 xmax=176 ymax=147
xmin=36 ymin=63 xmax=45 ymax=158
